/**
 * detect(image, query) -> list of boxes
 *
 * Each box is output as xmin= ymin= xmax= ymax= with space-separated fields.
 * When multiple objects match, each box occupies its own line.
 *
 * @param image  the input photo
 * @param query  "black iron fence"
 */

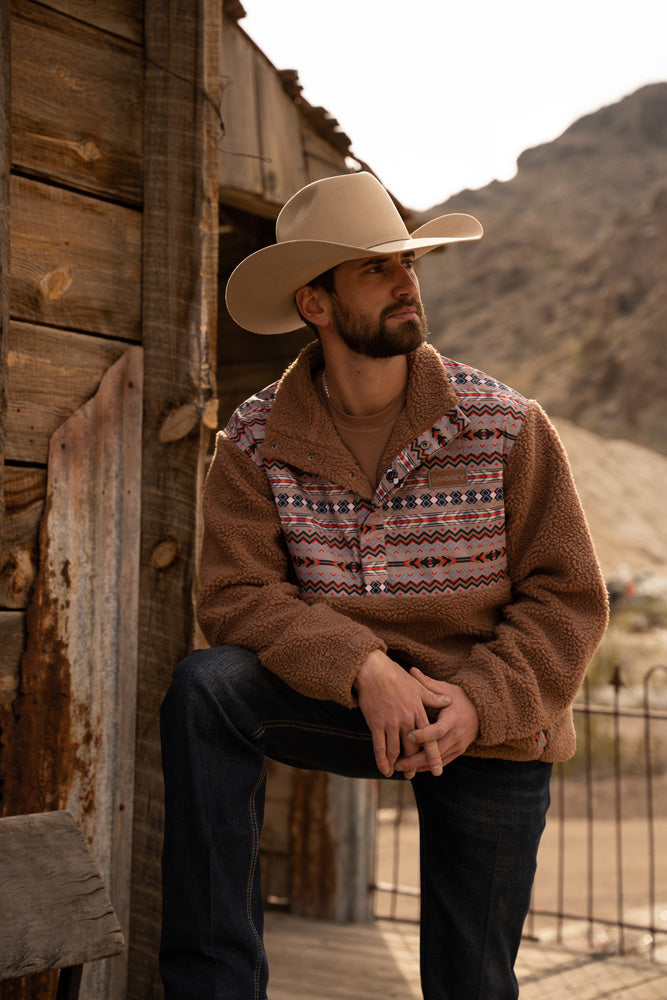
xmin=372 ymin=663 xmax=667 ymax=961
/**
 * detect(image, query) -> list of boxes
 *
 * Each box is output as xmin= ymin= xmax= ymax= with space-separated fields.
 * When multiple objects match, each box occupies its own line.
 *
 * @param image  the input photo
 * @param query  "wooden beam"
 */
xmin=0 ymin=0 xmax=9 ymax=548
xmin=219 ymin=14 xmax=263 ymax=197
xmin=27 ymin=0 xmax=144 ymax=44
xmin=129 ymin=1 xmax=221 ymax=996
xmin=0 ymin=811 xmax=124 ymax=980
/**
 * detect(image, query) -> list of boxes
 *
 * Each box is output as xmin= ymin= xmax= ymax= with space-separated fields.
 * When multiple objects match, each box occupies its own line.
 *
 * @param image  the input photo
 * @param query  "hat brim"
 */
xmin=225 ymin=213 xmax=483 ymax=335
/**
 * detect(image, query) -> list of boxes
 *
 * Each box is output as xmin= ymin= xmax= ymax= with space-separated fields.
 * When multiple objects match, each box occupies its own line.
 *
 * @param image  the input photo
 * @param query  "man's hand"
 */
xmin=394 ymin=667 xmax=480 ymax=774
xmin=354 ymin=652 xmax=451 ymax=778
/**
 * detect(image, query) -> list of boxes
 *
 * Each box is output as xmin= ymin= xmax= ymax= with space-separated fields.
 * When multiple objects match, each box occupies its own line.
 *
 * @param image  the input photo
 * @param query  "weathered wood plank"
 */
xmin=129 ymin=2 xmax=221 ymax=996
xmin=11 ymin=0 xmax=143 ymax=203
xmin=0 ymin=811 xmax=125 ymax=980
xmin=0 ymin=466 xmax=45 ymax=608
xmin=0 ymin=0 xmax=9 ymax=548
xmin=302 ymin=121 xmax=350 ymax=183
xmin=1 ymin=347 xmax=143 ymax=999
xmin=0 ymin=610 xmax=25 ymax=703
xmin=9 ymin=175 xmax=141 ymax=338
xmin=5 ymin=321 xmax=129 ymax=464
xmin=255 ymin=51 xmax=307 ymax=206
xmin=29 ymin=0 xmax=143 ymax=44
xmin=219 ymin=16 xmax=264 ymax=197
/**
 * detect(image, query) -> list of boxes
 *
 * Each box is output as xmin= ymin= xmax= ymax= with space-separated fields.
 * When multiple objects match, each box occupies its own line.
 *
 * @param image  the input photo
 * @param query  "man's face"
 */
xmin=325 ymin=251 xmax=428 ymax=358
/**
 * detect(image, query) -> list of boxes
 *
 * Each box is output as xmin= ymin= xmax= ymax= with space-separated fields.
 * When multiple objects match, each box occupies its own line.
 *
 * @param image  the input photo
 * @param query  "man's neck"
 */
xmin=319 ymin=346 xmax=409 ymax=417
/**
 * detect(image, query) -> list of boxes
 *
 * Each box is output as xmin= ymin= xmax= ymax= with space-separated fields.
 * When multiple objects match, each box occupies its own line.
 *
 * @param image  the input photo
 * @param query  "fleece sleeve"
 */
xmin=196 ymin=433 xmax=385 ymax=705
xmin=449 ymin=401 xmax=609 ymax=749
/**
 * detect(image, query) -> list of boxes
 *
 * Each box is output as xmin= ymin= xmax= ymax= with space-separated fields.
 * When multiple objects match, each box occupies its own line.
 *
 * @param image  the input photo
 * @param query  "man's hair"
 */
xmin=295 ymin=265 xmax=337 ymax=334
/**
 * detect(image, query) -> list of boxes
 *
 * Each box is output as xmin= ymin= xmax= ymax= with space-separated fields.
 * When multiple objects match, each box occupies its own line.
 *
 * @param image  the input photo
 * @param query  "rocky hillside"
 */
xmin=416 ymin=83 xmax=667 ymax=456
xmin=553 ymin=418 xmax=667 ymax=581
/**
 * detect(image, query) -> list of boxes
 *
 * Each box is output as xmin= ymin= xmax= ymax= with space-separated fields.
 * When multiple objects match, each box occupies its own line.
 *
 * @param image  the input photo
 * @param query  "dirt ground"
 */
xmin=374 ymin=795 xmax=667 ymax=959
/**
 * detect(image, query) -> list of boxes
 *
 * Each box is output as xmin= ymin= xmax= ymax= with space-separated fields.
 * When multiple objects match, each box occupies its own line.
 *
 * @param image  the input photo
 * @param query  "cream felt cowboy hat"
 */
xmin=225 ymin=171 xmax=483 ymax=335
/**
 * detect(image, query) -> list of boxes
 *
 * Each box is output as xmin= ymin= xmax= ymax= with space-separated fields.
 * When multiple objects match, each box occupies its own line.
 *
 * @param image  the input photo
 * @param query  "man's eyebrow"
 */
xmin=354 ymin=251 xmax=416 ymax=270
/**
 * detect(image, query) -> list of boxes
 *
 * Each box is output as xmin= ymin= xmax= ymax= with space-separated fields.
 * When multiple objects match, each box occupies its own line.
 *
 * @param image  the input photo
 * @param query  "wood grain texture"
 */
xmin=9 ymin=175 xmax=141 ymax=338
xmin=129 ymin=2 xmax=221 ymax=996
xmin=0 ymin=466 xmax=45 ymax=608
xmin=5 ymin=322 xmax=128 ymax=464
xmin=0 ymin=610 xmax=25 ymax=702
xmin=0 ymin=0 xmax=9 ymax=548
xmin=219 ymin=15 xmax=263 ymax=197
xmin=0 ymin=811 xmax=124 ymax=980
xmin=11 ymin=0 xmax=143 ymax=203
xmin=30 ymin=0 xmax=143 ymax=44
xmin=1 ymin=348 xmax=143 ymax=999
xmin=254 ymin=51 xmax=307 ymax=206
xmin=302 ymin=121 xmax=349 ymax=184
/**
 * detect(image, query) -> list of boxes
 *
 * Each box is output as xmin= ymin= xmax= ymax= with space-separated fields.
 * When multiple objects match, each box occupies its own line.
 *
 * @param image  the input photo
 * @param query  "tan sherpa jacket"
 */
xmin=198 ymin=342 xmax=609 ymax=762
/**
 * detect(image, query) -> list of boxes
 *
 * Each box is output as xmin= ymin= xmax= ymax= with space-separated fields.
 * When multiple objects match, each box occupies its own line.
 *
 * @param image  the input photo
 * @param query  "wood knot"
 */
xmin=77 ymin=138 xmax=102 ymax=162
xmin=151 ymin=540 xmax=179 ymax=569
xmin=40 ymin=269 xmax=73 ymax=301
xmin=0 ymin=547 xmax=37 ymax=607
xmin=159 ymin=403 xmax=199 ymax=443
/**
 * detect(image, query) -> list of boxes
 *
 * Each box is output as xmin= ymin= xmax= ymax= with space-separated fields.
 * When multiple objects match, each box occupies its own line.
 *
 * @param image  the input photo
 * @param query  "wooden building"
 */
xmin=0 ymin=2 xmax=394 ymax=997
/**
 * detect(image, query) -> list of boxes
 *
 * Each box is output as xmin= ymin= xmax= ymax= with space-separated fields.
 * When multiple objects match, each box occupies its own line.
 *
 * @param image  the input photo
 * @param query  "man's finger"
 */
xmin=422 ymin=738 xmax=443 ymax=776
xmin=373 ymin=738 xmax=393 ymax=778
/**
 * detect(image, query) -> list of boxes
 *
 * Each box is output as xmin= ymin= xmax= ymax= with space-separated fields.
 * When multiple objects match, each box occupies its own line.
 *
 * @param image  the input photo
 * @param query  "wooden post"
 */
xmin=129 ymin=1 xmax=221 ymax=996
xmin=290 ymin=772 xmax=376 ymax=923
xmin=0 ymin=0 xmax=10 ymax=544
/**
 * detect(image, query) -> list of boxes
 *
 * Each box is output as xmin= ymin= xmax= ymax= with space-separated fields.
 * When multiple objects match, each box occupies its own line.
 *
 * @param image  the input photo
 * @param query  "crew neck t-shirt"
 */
xmin=315 ymin=371 xmax=406 ymax=489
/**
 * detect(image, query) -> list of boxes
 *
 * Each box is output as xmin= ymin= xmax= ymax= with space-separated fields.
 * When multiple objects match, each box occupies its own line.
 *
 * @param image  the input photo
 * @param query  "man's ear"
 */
xmin=295 ymin=285 xmax=330 ymax=329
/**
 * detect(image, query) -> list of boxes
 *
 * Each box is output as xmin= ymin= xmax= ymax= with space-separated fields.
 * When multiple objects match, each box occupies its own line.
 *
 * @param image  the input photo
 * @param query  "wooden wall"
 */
xmin=219 ymin=12 xmax=352 ymax=218
xmin=1 ymin=0 xmax=142 ymax=703
xmin=0 ymin=2 xmax=145 ymax=997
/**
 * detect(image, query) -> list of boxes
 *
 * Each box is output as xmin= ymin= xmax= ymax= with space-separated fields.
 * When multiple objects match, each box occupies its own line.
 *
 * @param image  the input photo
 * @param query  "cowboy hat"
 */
xmin=225 ymin=171 xmax=483 ymax=335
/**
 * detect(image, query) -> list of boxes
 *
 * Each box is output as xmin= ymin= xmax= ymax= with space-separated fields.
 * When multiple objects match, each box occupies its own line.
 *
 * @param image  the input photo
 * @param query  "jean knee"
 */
xmin=162 ymin=646 xmax=263 ymax=720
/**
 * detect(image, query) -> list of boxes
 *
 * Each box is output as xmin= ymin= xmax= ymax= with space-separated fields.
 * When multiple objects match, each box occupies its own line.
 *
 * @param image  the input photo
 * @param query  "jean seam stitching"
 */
xmin=260 ymin=720 xmax=373 ymax=741
xmin=248 ymin=759 xmax=267 ymax=1000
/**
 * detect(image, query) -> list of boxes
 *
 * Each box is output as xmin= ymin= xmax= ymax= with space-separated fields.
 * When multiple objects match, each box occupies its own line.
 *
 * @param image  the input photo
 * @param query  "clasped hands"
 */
xmin=354 ymin=650 xmax=480 ymax=780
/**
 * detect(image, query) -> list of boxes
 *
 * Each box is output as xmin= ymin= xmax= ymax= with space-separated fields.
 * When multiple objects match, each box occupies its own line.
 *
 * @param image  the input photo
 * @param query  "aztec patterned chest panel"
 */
xmin=266 ymin=387 xmax=526 ymax=598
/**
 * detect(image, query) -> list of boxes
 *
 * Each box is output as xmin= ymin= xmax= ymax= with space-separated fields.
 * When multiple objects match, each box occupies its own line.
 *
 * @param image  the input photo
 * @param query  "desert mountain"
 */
xmin=552 ymin=419 xmax=667 ymax=580
xmin=416 ymin=83 xmax=667 ymax=457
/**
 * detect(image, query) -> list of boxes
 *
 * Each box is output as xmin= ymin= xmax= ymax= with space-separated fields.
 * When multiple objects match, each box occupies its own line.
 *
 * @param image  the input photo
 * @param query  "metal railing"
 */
xmin=372 ymin=663 xmax=667 ymax=960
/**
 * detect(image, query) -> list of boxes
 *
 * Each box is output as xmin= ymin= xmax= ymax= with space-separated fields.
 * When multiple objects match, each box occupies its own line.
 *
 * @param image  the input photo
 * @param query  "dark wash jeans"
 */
xmin=160 ymin=646 xmax=552 ymax=1000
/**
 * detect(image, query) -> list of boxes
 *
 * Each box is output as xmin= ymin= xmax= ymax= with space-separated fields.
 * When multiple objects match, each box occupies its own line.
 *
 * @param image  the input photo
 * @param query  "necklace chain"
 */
xmin=321 ymin=368 xmax=330 ymax=399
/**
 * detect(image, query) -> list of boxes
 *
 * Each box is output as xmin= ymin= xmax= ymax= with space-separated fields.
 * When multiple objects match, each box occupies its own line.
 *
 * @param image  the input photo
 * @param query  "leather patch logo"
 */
xmin=429 ymin=468 xmax=468 ymax=489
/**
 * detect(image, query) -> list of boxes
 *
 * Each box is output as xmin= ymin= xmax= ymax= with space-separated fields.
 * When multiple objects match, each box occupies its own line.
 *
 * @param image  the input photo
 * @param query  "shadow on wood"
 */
xmin=0 ymin=811 xmax=125 ymax=998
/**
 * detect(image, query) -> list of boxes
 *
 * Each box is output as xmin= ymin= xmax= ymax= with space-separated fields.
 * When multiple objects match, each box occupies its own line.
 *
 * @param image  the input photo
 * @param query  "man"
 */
xmin=160 ymin=172 xmax=608 ymax=999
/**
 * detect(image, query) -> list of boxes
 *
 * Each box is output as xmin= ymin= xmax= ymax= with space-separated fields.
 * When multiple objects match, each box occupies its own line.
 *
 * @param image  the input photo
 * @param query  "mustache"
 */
xmin=381 ymin=298 xmax=425 ymax=320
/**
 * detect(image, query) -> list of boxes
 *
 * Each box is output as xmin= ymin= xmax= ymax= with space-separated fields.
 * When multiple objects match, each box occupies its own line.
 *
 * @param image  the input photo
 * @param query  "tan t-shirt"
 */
xmin=316 ymin=371 xmax=406 ymax=488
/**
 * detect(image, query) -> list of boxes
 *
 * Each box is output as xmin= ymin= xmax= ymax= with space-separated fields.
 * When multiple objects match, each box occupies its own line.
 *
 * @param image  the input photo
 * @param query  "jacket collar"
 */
xmin=259 ymin=340 xmax=469 ymax=496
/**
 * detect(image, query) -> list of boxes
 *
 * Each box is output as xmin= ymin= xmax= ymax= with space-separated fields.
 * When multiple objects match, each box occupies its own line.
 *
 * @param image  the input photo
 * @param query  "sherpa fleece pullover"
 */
xmin=198 ymin=341 xmax=609 ymax=763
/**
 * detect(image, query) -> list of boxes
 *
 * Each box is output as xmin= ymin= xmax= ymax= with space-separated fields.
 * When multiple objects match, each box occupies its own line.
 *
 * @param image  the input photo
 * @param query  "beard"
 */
xmin=330 ymin=296 xmax=428 ymax=359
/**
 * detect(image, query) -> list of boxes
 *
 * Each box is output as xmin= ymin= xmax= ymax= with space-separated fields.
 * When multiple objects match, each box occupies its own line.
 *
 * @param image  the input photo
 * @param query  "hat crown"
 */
xmin=276 ymin=172 xmax=410 ymax=249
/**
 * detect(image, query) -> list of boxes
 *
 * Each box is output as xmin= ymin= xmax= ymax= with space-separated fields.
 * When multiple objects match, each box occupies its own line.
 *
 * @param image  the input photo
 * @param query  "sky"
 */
xmin=240 ymin=0 xmax=667 ymax=210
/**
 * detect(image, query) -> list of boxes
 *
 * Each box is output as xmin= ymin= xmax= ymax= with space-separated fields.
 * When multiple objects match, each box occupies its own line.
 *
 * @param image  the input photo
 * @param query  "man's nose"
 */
xmin=392 ymin=263 xmax=420 ymax=297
